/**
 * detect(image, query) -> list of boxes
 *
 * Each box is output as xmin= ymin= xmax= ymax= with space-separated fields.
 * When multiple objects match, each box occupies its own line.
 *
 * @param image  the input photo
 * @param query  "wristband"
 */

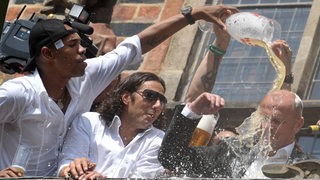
xmin=284 ymin=73 xmax=294 ymax=84
xmin=209 ymin=44 xmax=226 ymax=56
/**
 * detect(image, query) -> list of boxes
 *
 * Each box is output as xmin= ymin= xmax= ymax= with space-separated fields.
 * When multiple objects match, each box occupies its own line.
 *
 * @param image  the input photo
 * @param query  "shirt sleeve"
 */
xmin=57 ymin=113 xmax=95 ymax=174
xmin=158 ymin=105 xmax=216 ymax=177
xmin=0 ymin=80 xmax=28 ymax=123
xmin=181 ymin=104 xmax=202 ymax=119
xmin=83 ymin=35 xmax=142 ymax=97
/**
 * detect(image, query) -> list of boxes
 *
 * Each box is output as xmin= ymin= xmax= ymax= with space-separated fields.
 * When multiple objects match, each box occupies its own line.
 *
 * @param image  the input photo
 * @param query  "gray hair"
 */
xmin=294 ymin=93 xmax=303 ymax=118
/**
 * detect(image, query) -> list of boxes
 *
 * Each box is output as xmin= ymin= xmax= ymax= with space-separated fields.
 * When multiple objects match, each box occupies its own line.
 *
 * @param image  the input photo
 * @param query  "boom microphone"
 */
xmin=69 ymin=21 xmax=93 ymax=35
xmin=299 ymin=125 xmax=320 ymax=134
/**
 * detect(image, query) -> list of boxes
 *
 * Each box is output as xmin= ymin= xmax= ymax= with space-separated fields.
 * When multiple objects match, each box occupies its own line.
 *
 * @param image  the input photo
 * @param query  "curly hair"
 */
xmin=97 ymin=72 xmax=167 ymax=129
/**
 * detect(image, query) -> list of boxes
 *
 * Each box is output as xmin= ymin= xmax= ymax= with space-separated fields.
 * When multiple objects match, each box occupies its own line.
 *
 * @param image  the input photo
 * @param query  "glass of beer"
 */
xmin=189 ymin=113 xmax=219 ymax=147
xmin=226 ymin=12 xmax=281 ymax=45
xmin=11 ymin=144 xmax=32 ymax=176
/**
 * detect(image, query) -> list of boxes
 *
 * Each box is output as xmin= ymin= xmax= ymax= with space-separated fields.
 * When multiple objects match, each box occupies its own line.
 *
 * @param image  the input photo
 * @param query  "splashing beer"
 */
xmin=243 ymin=39 xmax=286 ymax=91
xmin=189 ymin=12 xmax=286 ymax=147
xmin=225 ymin=12 xmax=286 ymax=90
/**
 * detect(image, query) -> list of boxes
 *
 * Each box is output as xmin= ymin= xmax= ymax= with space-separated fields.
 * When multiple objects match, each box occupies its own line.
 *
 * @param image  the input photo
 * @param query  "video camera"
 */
xmin=0 ymin=4 xmax=98 ymax=74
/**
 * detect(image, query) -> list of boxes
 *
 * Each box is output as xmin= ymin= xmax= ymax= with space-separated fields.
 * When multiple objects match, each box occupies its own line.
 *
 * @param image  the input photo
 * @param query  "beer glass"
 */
xmin=226 ymin=12 xmax=281 ymax=45
xmin=189 ymin=113 xmax=219 ymax=147
xmin=198 ymin=20 xmax=213 ymax=33
xmin=11 ymin=144 xmax=32 ymax=176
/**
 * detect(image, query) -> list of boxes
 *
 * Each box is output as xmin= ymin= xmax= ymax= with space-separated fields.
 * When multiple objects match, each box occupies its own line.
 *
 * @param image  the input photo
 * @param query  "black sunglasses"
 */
xmin=135 ymin=89 xmax=167 ymax=105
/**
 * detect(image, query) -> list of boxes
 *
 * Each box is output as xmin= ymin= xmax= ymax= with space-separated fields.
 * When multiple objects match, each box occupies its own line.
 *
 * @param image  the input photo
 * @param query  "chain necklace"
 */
xmin=51 ymin=88 xmax=66 ymax=109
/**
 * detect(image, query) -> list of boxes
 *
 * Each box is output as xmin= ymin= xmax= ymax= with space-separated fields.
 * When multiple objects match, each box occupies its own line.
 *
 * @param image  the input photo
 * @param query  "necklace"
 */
xmin=54 ymin=98 xmax=64 ymax=109
xmin=51 ymin=88 xmax=66 ymax=109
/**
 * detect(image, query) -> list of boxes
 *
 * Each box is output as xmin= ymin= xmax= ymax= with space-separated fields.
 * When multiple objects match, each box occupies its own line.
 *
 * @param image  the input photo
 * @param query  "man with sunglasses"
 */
xmin=57 ymin=72 xmax=225 ymax=178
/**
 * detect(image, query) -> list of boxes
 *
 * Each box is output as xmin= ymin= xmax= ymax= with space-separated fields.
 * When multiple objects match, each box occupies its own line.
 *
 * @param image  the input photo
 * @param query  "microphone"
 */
xmin=70 ymin=21 xmax=94 ymax=35
xmin=299 ymin=125 xmax=320 ymax=134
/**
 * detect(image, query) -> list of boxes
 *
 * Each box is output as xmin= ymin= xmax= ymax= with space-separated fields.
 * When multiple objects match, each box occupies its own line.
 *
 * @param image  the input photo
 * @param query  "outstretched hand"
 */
xmin=270 ymin=40 xmax=292 ymax=71
xmin=194 ymin=5 xmax=239 ymax=30
xmin=188 ymin=92 xmax=225 ymax=115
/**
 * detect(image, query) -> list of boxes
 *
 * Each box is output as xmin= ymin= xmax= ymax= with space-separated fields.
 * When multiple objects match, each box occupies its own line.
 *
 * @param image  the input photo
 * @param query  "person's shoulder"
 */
xmin=1 ymin=74 xmax=33 ymax=86
xmin=81 ymin=112 xmax=101 ymax=123
xmin=0 ymin=74 xmax=38 ymax=98
xmin=82 ymin=111 xmax=100 ymax=117
xmin=75 ymin=112 xmax=100 ymax=125
xmin=149 ymin=126 xmax=165 ymax=139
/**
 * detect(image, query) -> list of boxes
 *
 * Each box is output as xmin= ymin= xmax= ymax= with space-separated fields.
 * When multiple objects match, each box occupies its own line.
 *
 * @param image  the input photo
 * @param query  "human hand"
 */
xmin=62 ymin=158 xmax=97 ymax=179
xmin=317 ymin=120 xmax=320 ymax=125
xmin=0 ymin=167 xmax=23 ymax=178
xmin=270 ymin=40 xmax=292 ymax=72
xmin=211 ymin=11 xmax=232 ymax=51
xmin=78 ymin=170 xmax=106 ymax=180
xmin=188 ymin=92 xmax=225 ymax=115
xmin=212 ymin=11 xmax=231 ymax=43
xmin=193 ymin=5 xmax=239 ymax=30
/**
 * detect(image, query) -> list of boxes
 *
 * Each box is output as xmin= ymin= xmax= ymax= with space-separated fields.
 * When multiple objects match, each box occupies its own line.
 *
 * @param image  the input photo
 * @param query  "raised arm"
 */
xmin=270 ymin=40 xmax=292 ymax=90
xmin=138 ymin=5 xmax=239 ymax=54
xmin=158 ymin=92 xmax=225 ymax=177
xmin=185 ymin=16 xmax=231 ymax=103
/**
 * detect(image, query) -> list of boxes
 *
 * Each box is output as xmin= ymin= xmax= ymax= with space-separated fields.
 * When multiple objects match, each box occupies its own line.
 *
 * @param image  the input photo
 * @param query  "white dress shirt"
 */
xmin=58 ymin=112 xmax=165 ymax=178
xmin=243 ymin=142 xmax=295 ymax=179
xmin=0 ymin=35 xmax=142 ymax=176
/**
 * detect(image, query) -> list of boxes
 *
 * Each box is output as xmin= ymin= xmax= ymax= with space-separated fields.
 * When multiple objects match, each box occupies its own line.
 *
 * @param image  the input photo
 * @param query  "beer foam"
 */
xmin=197 ymin=114 xmax=219 ymax=133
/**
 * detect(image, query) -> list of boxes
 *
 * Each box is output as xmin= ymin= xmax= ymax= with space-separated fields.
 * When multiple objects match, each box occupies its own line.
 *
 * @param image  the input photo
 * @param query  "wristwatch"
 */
xmin=284 ymin=73 xmax=294 ymax=84
xmin=181 ymin=6 xmax=195 ymax=25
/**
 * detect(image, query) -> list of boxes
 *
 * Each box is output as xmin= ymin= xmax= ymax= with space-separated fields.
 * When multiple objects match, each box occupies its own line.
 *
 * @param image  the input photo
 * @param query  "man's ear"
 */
xmin=121 ymin=92 xmax=131 ymax=105
xmin=41 ymin=46 xmax=55 ymax=60
xmin=295 ymin=117 xmax=304 ymax=133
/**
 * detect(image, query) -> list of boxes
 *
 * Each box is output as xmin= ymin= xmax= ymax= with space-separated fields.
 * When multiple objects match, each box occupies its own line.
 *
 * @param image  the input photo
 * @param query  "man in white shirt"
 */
xmin=58 ymin=72 xmax=168 ymax=178
xmin=0 ymin=5 xmax=239 ymax=177
xmin=57 ymin=72 xmax=225 ymax=179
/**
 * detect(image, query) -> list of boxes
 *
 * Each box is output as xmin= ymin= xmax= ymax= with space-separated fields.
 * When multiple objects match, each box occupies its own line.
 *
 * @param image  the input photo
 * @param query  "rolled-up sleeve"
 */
xmin=83 ymin=35 xmax=142 ymax=100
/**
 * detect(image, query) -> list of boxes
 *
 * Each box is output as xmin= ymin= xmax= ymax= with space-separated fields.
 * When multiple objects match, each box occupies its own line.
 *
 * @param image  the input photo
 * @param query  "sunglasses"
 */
xmin=135 ymin=89 xmax=167 ymax=106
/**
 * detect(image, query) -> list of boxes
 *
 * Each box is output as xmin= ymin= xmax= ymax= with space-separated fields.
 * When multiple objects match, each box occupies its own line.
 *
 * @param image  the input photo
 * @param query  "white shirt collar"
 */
xmin=267 ymin=142 xmax=295 ymax=162
xmin=243 ymin=142 xmax=295 ymax=179
xmin=108 ymin=115 xmax=153 ymax=134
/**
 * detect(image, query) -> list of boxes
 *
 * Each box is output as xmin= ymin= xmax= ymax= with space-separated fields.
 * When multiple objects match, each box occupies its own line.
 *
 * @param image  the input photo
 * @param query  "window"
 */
xmin=298 ymin=134 xmax=320 ymax=158
xmin=203 ymin=1 xmax=312 ymax=104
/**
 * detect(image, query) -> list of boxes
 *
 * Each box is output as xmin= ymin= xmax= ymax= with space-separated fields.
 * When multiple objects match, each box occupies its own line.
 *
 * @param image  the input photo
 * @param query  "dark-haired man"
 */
xmin=57 ymin=72 xmax=225 ymax=179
